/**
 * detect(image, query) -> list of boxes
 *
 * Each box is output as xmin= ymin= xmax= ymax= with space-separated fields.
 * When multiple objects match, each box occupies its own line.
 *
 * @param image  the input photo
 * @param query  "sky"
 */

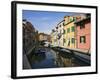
xmin=22 ymin=10 xmax=84 ymax=34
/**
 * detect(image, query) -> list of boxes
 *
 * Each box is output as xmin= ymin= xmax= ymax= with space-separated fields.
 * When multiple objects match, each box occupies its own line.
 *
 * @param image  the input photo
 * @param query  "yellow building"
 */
xmin=63 ymin=16 xmax=76 ymax=48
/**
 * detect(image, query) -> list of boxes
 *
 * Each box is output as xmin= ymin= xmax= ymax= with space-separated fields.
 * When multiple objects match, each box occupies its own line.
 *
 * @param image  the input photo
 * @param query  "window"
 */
xmin=63 ymin=23 xmax=65 ymax=26
xmin=67 ymin=28 xmax=70 ymax=33
xmin=68 ymin=40 xmax=70 ymax=46
xmin=71 ymin=26 xmax=75 ymax=32
xmin=86 ymin=14 xmax=91 ymax=18
xmin=63 ymin=29 xmax=66 ymax=34
xmin=70 ymin=17 xmax=73 ymax=22
xmin=80 ymin=36 xmax=86 ymax=43
xmin=73 ymin=17 xmax=76 ymax=21
xmin=80 ymin=22 xmax=85 ymax=29
xmin=71 ymin=38 xmax=75 ymax=43
xmin=63 ymin=39 xmax=66 ymax=43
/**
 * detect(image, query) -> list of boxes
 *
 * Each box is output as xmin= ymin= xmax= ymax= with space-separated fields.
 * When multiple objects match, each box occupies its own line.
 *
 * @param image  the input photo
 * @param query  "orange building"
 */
xmin=39 ymin=33 xmax=51 ymax=42
xmin=75 ymin=14 xmax=91 ymax=50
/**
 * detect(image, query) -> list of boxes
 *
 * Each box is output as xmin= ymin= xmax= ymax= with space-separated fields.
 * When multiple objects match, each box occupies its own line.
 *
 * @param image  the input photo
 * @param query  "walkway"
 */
xmin=23 ymin=54 xmax=31 ymax=69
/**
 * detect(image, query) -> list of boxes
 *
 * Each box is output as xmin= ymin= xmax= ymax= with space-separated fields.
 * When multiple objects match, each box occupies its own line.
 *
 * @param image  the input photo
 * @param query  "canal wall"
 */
xmin=26 ymin=46 xmax=41 ymax=68
xmin=23 ymin=46 xmax=36 ymax=69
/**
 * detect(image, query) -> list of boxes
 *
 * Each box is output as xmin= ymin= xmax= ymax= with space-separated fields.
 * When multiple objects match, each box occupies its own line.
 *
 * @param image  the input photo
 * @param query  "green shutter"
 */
xmin=67 ymin=28 xmax=70 ymax=33
xmin=71 ymin=38 xmax=75 ymax=43
xmin=73 ymin=17 xmax=76 ymax=21
xmin=63 ymin=39 xmax=66 ymax=43
xmin=70 ymin=17 xmax=73 ymax=22
xmin=64 ymin=29 xmax=66 ymax=34
xmin=71 ymin=26 xmax=75 ymax=32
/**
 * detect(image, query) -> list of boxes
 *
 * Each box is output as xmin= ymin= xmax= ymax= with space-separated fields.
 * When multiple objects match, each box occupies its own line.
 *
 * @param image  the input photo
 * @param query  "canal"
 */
xmin=29 ymin=47 xmax=90 ymax=69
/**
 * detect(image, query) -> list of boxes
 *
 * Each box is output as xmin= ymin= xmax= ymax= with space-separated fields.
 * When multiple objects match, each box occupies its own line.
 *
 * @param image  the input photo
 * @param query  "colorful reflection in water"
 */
xmin=30 ymin=48 xmax=90 ymax=69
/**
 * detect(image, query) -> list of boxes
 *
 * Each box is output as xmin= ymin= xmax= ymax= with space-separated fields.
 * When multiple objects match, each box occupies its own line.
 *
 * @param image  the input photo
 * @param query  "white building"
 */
xmin=51 ymin=28 xmax=58 ymax=47
xmin=56 ymin=20 xmax=65 ymax=47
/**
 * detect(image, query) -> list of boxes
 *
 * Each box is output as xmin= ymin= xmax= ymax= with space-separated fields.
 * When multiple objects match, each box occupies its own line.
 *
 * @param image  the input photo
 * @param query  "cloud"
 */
xmin=41 ymin=17 xmax=51 ymax=21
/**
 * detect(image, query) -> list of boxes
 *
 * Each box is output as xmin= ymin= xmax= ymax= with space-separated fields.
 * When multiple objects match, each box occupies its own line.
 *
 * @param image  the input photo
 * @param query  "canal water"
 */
xmin=30 ymin=48 xmax=90 ymax=69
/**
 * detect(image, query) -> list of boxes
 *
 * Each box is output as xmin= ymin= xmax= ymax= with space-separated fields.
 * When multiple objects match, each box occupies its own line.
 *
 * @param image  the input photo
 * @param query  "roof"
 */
xmin=74 ymin=17 xmax=91 ymax=24
xmin=57 ymin=20 xmax=64 ymax=26
xmin=39 ymin=33 xmax=50 ymax=36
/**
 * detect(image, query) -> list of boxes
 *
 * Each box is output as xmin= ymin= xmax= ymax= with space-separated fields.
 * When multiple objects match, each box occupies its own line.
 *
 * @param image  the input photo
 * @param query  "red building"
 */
xmin=75 ymin=14 xmax=91 ymax=50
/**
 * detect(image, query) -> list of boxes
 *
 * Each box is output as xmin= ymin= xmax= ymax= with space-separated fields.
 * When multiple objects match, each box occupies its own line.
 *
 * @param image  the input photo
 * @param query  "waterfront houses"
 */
xmin=39 ymin=33 xmax=51 ymax=42
xmin=51 ymin=14 xmax=91 ymax=53
xmin=63 ymin=16 xmax=76 ymax=48
xmin=75 ymin=14 xmax=91 ymax=51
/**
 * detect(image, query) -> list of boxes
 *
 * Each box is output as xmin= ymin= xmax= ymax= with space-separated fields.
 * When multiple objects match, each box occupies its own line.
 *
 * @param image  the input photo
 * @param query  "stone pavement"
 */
xmin=65 ymin=47 xmax=90 ymax=54
xmin=23 ymin=54 xmax=31 ymax=69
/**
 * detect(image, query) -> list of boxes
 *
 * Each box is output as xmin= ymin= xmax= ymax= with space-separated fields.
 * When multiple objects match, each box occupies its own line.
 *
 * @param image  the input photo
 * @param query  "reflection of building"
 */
xmin=23 ymin=19 xmax=39 ymax=55
xmin=39 ymin=33 xmax=51 ymax=42
xmin=75 ymin=14 xmax=91 ymax=50
xmin=63 ymin=16 xmax=76 ymax=48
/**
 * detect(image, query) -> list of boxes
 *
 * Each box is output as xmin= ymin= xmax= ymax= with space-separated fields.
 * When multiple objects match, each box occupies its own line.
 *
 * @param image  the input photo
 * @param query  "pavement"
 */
xmin=66 ymin=47 xmax=90 ymax=54
xmin=23 ymin=54 xmax=31 ymax=69
xmin=27 ymin=46 xmax=35 ymax=55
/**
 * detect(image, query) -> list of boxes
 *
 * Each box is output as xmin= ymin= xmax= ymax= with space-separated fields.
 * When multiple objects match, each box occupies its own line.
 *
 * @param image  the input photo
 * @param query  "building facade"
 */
xmin=75 ymin=14 xmax=91 ymax=50
xmin=39 ymin=33 xmax=51 ymax=42
xmin=56 ymin=20 xmax=65 ymax=47
xmin=51 ymin=29 xmax=58 ymax=47
xmin=63 ymin=16 xmax=76 ymax=48
xmin=51 ymin=14 xmax=91 ymax=51
xmin=23 ymin=19 xmax=38 ymax=55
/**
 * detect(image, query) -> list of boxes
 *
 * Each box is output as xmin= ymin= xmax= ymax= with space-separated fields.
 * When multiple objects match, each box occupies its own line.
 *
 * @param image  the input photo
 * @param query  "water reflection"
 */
xmin=30 ymin=48 xmax=89 ymax=69
xmin=55 ymin=51 xmax=78 ymax=67
xmin=31 ymin=48 xmax=57 ymax=69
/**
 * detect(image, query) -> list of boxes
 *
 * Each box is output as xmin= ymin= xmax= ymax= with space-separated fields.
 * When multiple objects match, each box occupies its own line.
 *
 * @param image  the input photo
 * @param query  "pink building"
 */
xmin=75 ymin=14 xmax=91 ymax=50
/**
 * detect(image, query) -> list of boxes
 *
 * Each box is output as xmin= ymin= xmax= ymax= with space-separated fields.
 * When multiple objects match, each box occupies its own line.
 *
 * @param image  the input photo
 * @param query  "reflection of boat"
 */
xmin=44 ymin=41 xmax=50 ymax=47
xmin=31 ymin=50 xmax=46 ymax=63
xmin=34 ymin=48 xmax=46 ymax=55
